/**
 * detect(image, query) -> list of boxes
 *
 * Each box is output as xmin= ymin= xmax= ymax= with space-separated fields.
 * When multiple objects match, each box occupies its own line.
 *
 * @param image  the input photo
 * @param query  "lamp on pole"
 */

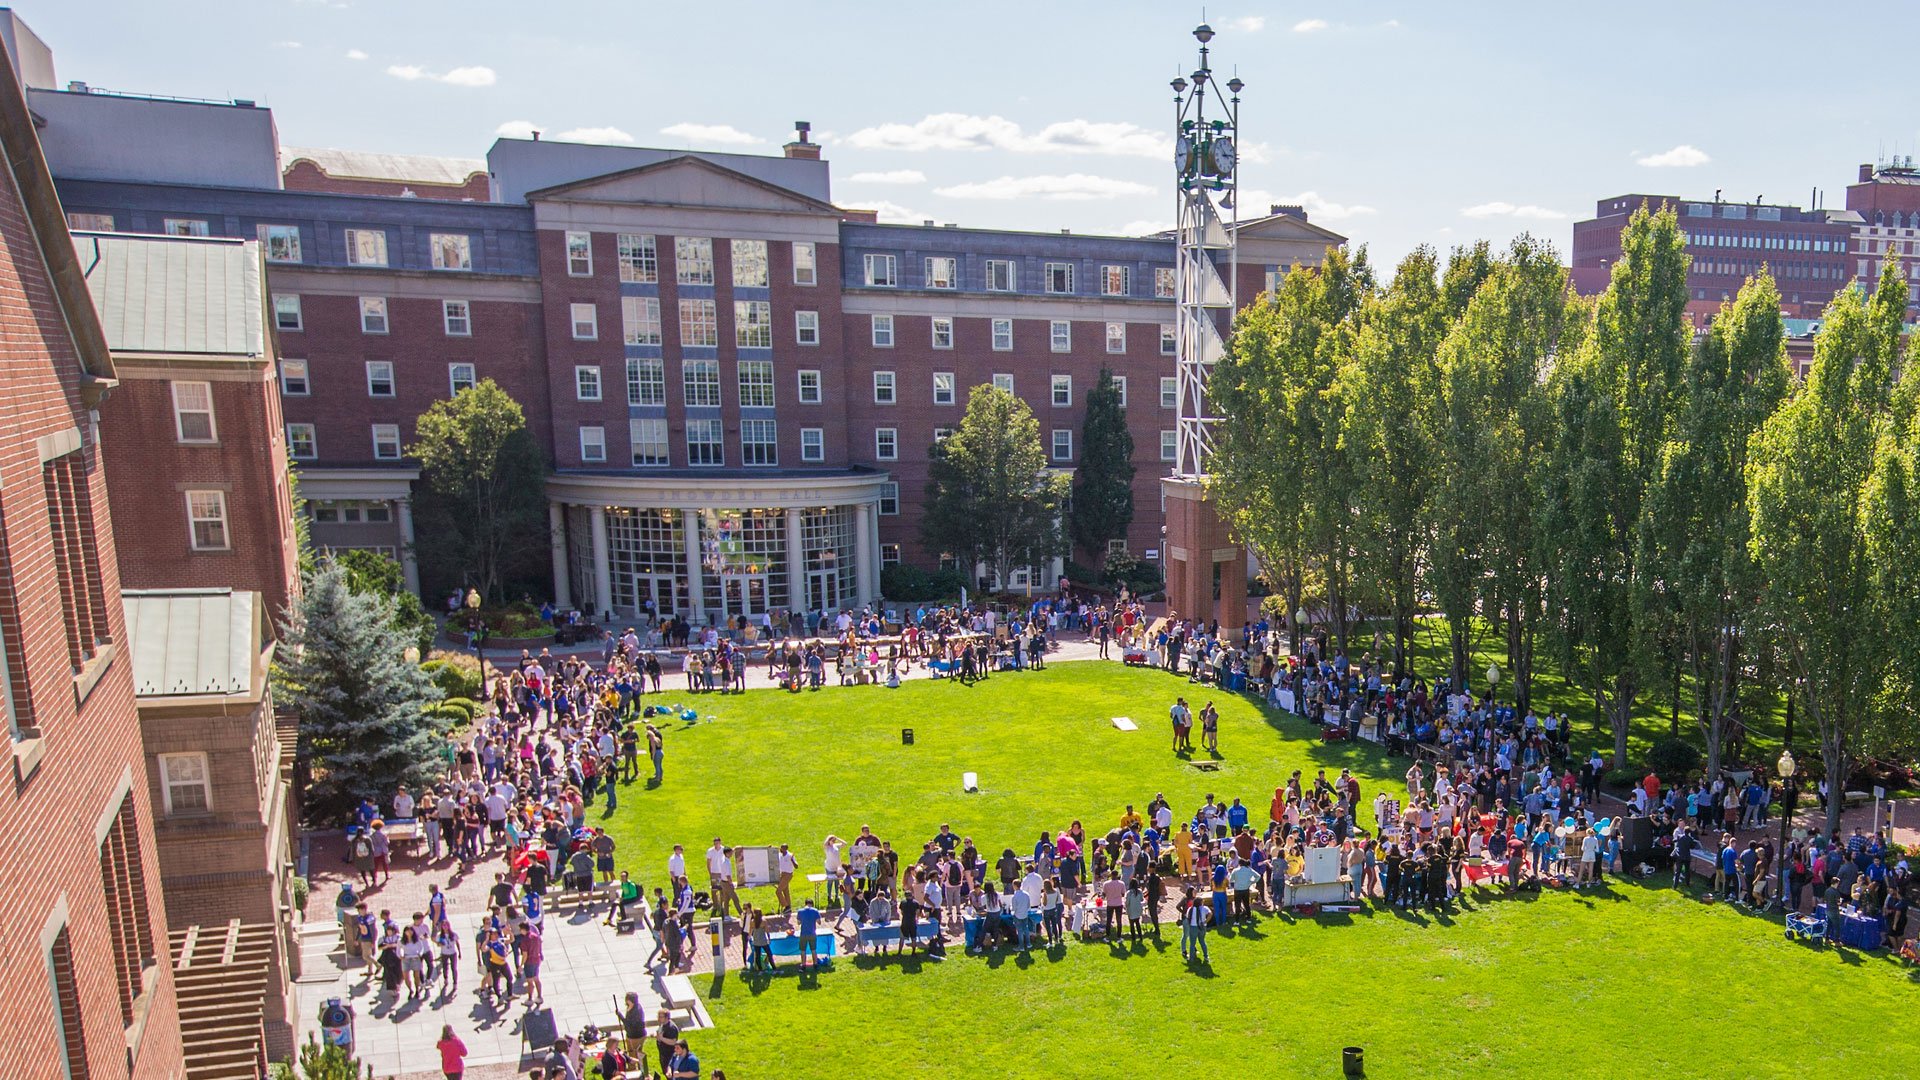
xmin=1776 ymin=747 xmax=1796 ymax=911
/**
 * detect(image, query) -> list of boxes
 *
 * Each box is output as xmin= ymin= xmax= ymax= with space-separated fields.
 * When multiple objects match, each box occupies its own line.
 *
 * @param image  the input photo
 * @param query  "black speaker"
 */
xmin=902 ymin=728 xmax=914 ymax=745
xmin=1617 ymin=816 xmax=1653 ymax=865
xmin=521 ymin=1006 xmax=560 ymax=1051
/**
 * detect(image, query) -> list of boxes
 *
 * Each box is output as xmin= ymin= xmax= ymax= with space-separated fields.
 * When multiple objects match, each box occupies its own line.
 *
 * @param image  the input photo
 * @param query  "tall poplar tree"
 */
xmin=1069 ymin=367 xmax=1136 ymax=561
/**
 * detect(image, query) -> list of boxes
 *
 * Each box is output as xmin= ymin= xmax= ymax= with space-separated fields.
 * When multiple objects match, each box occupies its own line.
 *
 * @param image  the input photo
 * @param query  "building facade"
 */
xmin=24 ymin=23 xmax=1346 ymax=626
xmin=0 ymin=37 xmax=184 ymax=1080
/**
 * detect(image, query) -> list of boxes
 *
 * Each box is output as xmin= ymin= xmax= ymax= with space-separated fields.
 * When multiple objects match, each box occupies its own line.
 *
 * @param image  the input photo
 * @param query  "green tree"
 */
xmin=1636 ymin=272 xmax=1790 ymax=777
xmin=1748 ymin=260 xmax=1909 ymax=832
xmin=1341 ymin=246 xmax=1445 ymax=674
xmin=1542 ymin=204 xmax=1689 ymax=765
xmin=1865 ymin=345 xmax=1920 ymax=757
xmin=331 ymin=548 xmax=437 ymax=656
xmin=921 ymin=385 xmax=1070 ymax=589
xmin=408 ymin=379 xmax=549 ymax=606
xmin=279 ymin=564 xmax=446 ymax=824
xmin=1069 ymin=367 xmax=1135 ymax=560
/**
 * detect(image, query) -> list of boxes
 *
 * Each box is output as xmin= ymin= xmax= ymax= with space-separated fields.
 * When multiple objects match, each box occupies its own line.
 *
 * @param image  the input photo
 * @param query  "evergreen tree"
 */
xmin=279 ymin=564 xmax=446 ymax=824
xmin=331 ymin=548 xmax=437 ymax=656
xmin=1070 ymin=367 xmax=1135 ymax=562
xmin=920 ymin=385 xmax=1070 ymax=589
xmin=409 ymin=379 xmax=549 ymax=605
xmin=1748 ymin=260 xmax=1910 ymax=833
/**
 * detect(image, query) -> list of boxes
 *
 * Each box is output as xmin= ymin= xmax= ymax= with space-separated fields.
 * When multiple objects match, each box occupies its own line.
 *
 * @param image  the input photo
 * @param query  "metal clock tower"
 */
xmin=1160 ymin=22 xmax=1248 ymax=629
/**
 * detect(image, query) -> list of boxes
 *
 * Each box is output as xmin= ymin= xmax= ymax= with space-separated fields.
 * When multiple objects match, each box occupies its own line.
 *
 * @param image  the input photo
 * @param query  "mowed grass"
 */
xmin=599 ymin=663 xmax=1919 ymax=1080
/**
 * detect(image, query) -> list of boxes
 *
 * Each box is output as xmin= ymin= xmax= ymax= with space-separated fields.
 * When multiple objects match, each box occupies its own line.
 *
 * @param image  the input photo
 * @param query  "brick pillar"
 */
xmin=1160 ymin=476 xmax=1245 ymax=629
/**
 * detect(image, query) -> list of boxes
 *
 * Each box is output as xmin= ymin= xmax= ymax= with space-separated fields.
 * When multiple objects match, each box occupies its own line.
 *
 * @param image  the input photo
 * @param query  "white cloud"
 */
xmin=494 ymin=119 xmax=541 ymax=139
xmin=660 ymin=122 xmax=763 ymax=146
xmin=1293 ymin=18 xmax=1329 ymax=32
xmin=1382 ymin=18 xmax=1402 ymax=28
xmin=842 ymin=113 xmax=1170 ymax=159
xmin=344 ymin=48 xmax=368 ymax=60
xmin=1636 ymin=144 xmax=1711 ymax=168
xmin=556 ymin=126 xmax=635 ymax=144
xmin=274 ymin=40 xmax=303 ymax=49
xmin=387 ymin=63 xmax=496 ymax=87
xmin=933 ymin=174 xmax=1155 ymax=201
xmin=1230 ymin=16 xmax=1266 ymax=32
xmin=1242 ymin=189 xmax=1377 ymax=221
xmin=846 ymin=169 xmax=927 ymax=185
xmin=1461 ymin=201 xmax=1566 ymax=220
xmin=844 ymin=200 xmax=928 ymax=224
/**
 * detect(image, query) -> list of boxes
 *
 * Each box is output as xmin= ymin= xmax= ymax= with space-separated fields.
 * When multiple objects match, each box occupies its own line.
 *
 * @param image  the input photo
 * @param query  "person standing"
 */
xmin=1179 ymin=886 xmax=1209 ymax=963
xmin=436 ymin=1025 xmax=467 ymax=1080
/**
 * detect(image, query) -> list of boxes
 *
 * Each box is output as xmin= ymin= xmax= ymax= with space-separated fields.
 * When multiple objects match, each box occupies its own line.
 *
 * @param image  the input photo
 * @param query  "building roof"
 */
xmin=72 ymin=231 xmax=265 ymax=356
xmin=124 ymin=588 xmax=264 ymax=698
xmin=281 ymin=145 xmax=486 ymax=187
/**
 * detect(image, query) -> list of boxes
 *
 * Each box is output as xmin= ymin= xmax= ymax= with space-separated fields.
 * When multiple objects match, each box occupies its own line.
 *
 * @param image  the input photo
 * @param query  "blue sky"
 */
xmin=17 ymin=0 xmax=1920 ymax=266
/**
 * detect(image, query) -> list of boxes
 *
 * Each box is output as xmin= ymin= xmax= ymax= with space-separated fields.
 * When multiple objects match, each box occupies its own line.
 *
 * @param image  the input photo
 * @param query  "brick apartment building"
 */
xmin=14 ymin=20 xmax=1343 ymax=626
xmin=0 ymin=29 xmax=184 ymax=1080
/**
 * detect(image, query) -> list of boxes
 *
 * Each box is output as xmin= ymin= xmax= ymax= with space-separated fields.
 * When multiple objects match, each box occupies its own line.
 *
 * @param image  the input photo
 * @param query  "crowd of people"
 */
xmin=344 ymin=590 xmax=1911 ymax=1080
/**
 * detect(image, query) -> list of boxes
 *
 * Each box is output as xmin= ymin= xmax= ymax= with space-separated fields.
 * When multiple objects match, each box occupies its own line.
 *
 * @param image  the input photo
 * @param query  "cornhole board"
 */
xmin=1111 ymin=716 xmax=1138 ymax=731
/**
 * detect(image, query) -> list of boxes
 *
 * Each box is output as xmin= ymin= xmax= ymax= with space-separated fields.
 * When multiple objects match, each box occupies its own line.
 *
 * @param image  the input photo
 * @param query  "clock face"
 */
xmin=1210 ymin=136 xmax=1237 ymax=176
xmin=1174 ymin=134 xmax=1194 ymax=176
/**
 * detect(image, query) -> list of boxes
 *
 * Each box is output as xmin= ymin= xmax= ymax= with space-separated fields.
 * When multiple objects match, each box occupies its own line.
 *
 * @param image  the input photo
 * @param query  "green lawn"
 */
xmin=599 ymin=663 xmax=1917 ymax=1079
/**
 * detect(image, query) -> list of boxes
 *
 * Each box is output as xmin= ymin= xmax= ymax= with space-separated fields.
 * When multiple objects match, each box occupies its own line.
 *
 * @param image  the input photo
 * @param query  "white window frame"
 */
xmin=731 ymin=239 xmax=770 ymax=287
xmin=1160 ymin=324 xmax=1176 ymax=355
xmin=365 ymin=360 xmax=395 ymax=397
xmin=798 ymin=369 xmax=823 ymax=405
xmin=871 ymin=314 xmax=894 ymax=347
xmin=359 ymin=296 xmax=388 ymax=335
xmin=864 ymin=253 xmax=898 ymax=287
xmin=1160 ymin=429 xmax=1178 ymax=461
xmin=286 ymin=423 xmax=317 ymax=460
xmin=443 ymin=299 xmax=472 ymax=336
xmin=1161 ymin=376 xmax=1178 ymax=409
xmin=579 ymin=425 xmax=607 ymax=462
xmin=986 ymin=259 xmax=1017 ymax=292
xmin=679 ymin=299 xmax=718 ymax=347
xmin=1045 ymin=262 xmax=1075 ymax=294
xmin=185 ymin=491 xmax=230 ymax=552
xmin=630 ymin=418 xmax=670 ymax=467
xmin=345 ymin=228 xmax=388 ymax=267
xmin=575 ymin=365 xmax=602 ymax=402
xmin=618 ymin=233 xmax=658 ymax=283
xmin=1052 ymin=429 xmax=1073 ymax=462
xmin=796 ymin=310 xmax=820 ymax=346
xmin=67 ymin=211 xmax=114 ymax=231
xmin=272 ymin=294 xmax=302 ymax=332
xmin=566 ymin=230 xmax=593 ymax=276
xmin=881 ymin=543 xmax=902 ymax=566
xmin=1154 ymin=266 xmax=1177 ymax=298
xmin=880 ymin=482 xmax=900 ymax=515
xmin=372 ymin=424 xmax=402 ymax=460
xmin=1106 ymin=321 xmax=1127 ymax=354
xmin=280 ymin=358 xmax=309 ymax=396
xmin=622 ymin=296 xmax=663 ymax=346
xmin=992 ymin=373 xmax=1014 ymax=394
xmin=1052 ymin=374 xmax=1072 ymax=407
xmin=738 ymin=360 xmax=776 ymax=408
xmin=1050 ymin=320 xmax=1071 ymax=353
xmin=792 ymin=241 xmax=818 ymax=286
xmin=158 ymin=751 xmax=211 ymax=814
xmin=800 ymin=427 xmax=825 ymax=462
xmin=258 ymin=224 xmax=302 ymax=264
xmin=1113 ymin=375 xmax=1128 ymax=408
xmin=924 ymin=255 xmax=957 ymax=289
xmin=172 ymin=380 xmax=216 ymax=443
xmin=734 ymin=300 xmax=773 ymax=348
xmin=933 ymin=372 xmax=955 ymax=406
xmin=740 ymin=418 xmax=778 ymax=466
xmin=873 ymin=370 xmax=897 ymax=404
xmin=874 ymin=427 xmax=899 ymax=461
xmin=991 ymin=317 xmax=1013 ymax=351
xmin=627 ymin=358 xmax=665 ymax=406
xmin=682 ymin=359 xmax=722 ymax=407
xmin=686 ymin=418 xmax=725 ymax=466
xmin=429 ymin=232 xmax=472 ymax=271
xmin=1101 ymin=265 xmax=1132 ymax=296
xmin=931 ymin=316 xmax=954 ymax=349
xmin=571 ymin=302 xmax=598 ymax=341
xmin=448 ymin=363 xmax=476 ymax=395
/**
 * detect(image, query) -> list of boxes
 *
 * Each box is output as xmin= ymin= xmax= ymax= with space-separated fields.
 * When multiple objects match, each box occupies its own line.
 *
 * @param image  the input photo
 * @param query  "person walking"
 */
xmin=1179 ymin=885 xmax=1209 ymax=963
xmin=436 ymin=1025 xmax=467 ymax=1080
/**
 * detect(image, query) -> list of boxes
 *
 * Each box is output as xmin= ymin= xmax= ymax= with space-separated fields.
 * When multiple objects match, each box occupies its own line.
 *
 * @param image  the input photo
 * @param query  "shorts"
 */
xmin=523 ymin=959 xmax=541 ymax=978
xmin=597 ymin=854 xmax=615 ymax=874
xmin=799 ymin=932 xmax=817 ymax=948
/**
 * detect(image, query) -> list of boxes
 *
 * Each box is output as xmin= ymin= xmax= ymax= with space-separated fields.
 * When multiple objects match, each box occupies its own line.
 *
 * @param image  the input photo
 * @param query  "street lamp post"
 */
xmin=1776 ymin=748 xmax=1796 ymax=912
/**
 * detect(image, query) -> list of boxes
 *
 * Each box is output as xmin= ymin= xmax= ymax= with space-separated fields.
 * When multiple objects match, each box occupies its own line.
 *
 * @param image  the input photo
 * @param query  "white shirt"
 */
xmin=823 ymin=841 xmax=843 ymax=873
xmin=778 ymin=850 xmax=798 ymax=875
xmin=706 ymin=846 xmax=728 ymax=875
xmin=1154 ymin=805 xmax=1173 ymax=831
xmin=392 ymin=792 xmax=414 ymax=819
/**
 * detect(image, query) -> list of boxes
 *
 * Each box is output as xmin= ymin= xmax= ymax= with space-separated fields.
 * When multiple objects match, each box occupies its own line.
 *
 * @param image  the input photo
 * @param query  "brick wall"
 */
xmin=0 ymin=139 xmax=182 ymax=1079
xmin=282 ymin=159 xmax=490 ymax=202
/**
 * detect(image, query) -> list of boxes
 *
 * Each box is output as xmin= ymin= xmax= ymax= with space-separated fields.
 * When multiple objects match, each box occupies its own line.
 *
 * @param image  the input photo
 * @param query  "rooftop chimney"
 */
xmin=784 ymin=120 xmax=821 ymax=161
xmin=1861 ymin=163 xmax=1874 ymax=182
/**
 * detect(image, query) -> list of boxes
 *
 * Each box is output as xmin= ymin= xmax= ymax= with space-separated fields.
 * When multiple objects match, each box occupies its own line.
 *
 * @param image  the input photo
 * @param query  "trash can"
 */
xmin=319 ymin=998 xmax=354 ymax=1054
xmin=1342 ymin=1046 xmax=1364 ymax=1076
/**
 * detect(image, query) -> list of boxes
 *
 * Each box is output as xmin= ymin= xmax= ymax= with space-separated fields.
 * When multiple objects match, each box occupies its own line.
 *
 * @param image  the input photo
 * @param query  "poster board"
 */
xmin=737 ymin=845 xmax=782 ymax=886
xmin=1304 ymin=846 xmax=1341 ymax=885
xmin=1278 ymin=689 xmax=1296 ymax=712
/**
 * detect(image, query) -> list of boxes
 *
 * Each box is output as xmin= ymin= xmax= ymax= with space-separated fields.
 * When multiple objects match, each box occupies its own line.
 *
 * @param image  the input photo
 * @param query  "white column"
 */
xmin=590 ymin=505 xmax=613 ymax=622
xmin=785 ymin=507 xmax=805 ymax=613
xmin=853 ymin=501 xmax=875 ymax=609
xmin=683 ymin=508 xmax=705 ymax=624
xmin=396 ymin=497 xmax=420 ymax=596
xmin=549 ymin=501 xmax=572 ymax=610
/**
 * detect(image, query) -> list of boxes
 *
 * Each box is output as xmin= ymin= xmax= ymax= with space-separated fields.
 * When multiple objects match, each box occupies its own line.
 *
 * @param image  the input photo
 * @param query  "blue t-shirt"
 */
xmin=1721 ymin=847 xmax=1739 ymax=874
xmin=795 ymin=906 xmax=820 ymax=935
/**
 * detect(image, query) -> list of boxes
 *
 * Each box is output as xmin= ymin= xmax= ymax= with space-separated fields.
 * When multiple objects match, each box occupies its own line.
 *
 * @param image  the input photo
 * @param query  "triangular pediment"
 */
xmin=1232 ymin=212 xmax=1346 ymax=245
xmin=526 ymin=155 xmax=838 ymax=215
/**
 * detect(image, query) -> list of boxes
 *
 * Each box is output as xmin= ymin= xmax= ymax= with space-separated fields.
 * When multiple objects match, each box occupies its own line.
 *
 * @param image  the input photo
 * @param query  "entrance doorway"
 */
xmin=719 ymin=573 xmax=770 ymax=624
xmin=639 ymin=574 xmax=679 ymax=622
xmin=806 ymin=568 xmax=841 ymax=614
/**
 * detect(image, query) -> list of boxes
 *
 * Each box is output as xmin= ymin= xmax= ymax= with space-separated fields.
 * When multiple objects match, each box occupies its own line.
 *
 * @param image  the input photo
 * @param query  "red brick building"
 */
xmin=281 ymin=146 xmax=489 ymax=202
xmin=0 ymin=42 xmax=183 ymax=1080
xmin=79 ymin=231 xmax=301 ymax=621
